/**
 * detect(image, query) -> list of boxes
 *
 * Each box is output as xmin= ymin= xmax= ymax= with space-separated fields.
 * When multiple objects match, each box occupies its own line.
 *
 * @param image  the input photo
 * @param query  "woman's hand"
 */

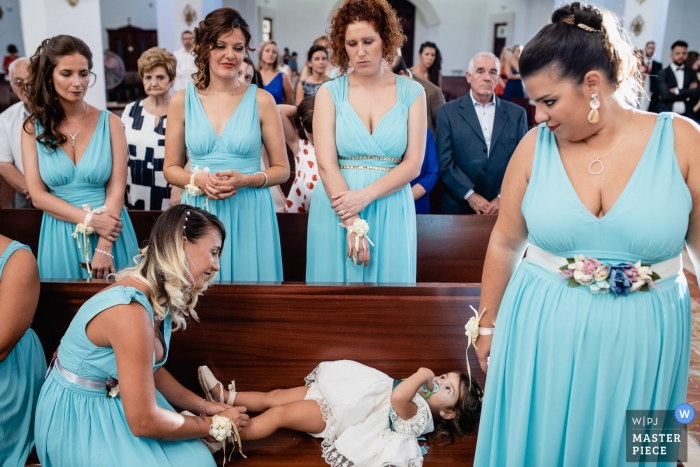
xmin=218 ymin=406 xmax=249 ymax=430
xmin=200 ymin=400 xmax=231 ymax=416
xmin=90 ymin=212 xmax=123 ymax=242
xmin=344 ymin=215 xmax=371 ymax=268
xmin=91 ymin=249 xmax=115 ymax=279
xmin=331 ymin=189 xmax=371 ymax=221
xmin=417 ymin=367 xmax=435 ymax=391
xmin=475 ymin=334 xmax=493 ymax=374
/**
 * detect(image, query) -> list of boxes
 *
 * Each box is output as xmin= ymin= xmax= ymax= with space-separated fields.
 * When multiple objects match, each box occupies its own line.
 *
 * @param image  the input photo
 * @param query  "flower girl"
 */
xmin=198 ymin=360 xmax=482 ymax=466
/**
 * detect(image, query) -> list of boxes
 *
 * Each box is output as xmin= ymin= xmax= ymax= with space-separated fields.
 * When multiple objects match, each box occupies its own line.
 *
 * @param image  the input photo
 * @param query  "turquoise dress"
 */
xmin=306 ymin=75 xmax=424 ymax=282
xmin=183 ymin=84 xmax=282 ymax=281
xmin=36 ymin=111 xmax=139 ymax=279
xmin=0 ymin=241 xmax=46 ymax=467
xmin=474 ymin=113 xmax=691 ymax=466
xmin=34 ymin=286 xmax=215 ymax=467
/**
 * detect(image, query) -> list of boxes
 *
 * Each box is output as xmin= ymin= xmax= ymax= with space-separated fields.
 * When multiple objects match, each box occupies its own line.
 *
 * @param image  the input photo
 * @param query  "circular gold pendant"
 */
xmin=589 ymin=159 xmax=604 ymax=175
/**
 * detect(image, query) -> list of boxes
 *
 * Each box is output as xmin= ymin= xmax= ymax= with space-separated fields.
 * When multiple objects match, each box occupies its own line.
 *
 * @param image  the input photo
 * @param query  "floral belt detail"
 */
xmin=559 ymin=255 xmax=661 ymax=296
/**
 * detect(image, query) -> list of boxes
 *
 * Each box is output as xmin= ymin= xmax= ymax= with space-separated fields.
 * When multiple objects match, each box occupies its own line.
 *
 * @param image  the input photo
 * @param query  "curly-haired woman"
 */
xmin=164 ymin=8 xmax=288 ymax=281
xmin=21 ymin=35 xmax=139 ymax=279
xmin=34 ymin=205 xmax=248 ymax=467
xmin=306 ymin=0 xmax=427 ymax=282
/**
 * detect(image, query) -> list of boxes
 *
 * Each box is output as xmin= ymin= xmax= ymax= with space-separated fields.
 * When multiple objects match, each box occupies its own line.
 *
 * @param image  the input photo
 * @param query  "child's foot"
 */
xmin=198 ymin=365 xmax=237 ymax=405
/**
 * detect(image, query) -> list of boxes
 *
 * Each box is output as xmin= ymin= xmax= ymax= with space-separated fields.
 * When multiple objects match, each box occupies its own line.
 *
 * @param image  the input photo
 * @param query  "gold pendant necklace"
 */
xmin=583 ymin=113 xmax=635 ymax=175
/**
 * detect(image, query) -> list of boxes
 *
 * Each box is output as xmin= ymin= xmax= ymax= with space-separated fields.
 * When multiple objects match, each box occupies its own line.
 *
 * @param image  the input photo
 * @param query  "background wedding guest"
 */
xmin=502 ymin=44 xmax=524 ymax=101
xmin=393 ymin=56 xmax=444 ymax=135
xmin=21 ymin=35 xmax=138 ymax=279
xmin=642 ymin=40 xmax=662 ymax=111
xmin=0 ymin=234 xmax=45 ymax=467
xmin=280 ymin=98 xmax=317 ymax=213
xmin=34 ymin=205 xmax=247 ymax=467
xmin=687 ymin=51 xmax=700 ymax=121
xmin=495 ymin=47 xmax=511 ymax=98
xmin=436 ymin=52 xmax=527 ymax=215
xmin=2 ymin=44 xmax=20 ymax=79
xmin=173 ymin=30 xmax=197 ymax=92
xmin=411 ymin=41 xmax=442 ymax=88
xmin=257 ymin=41 xmax=292 ymax=104
xmin=306 ymin=0 xmax=426 ymax=283
xmin=657 ymin=40 xmax=700 ymax=117
xmin=164 ymin=8 xmax=288 ymax=282
xmin=123 ymin=47 xmax=179 ymax=210
xmin=0 ymin=57 xmax=33 ymax=208
xmin=295 ymin=45 xmax=329 ymax=105
xmin=288 ymin=51 xmax=299 ymax=76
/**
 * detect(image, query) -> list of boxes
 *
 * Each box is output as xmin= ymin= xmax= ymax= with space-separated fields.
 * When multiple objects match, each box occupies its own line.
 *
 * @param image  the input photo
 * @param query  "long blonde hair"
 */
xmin=114 ymin=205 xmax=226 ymax=331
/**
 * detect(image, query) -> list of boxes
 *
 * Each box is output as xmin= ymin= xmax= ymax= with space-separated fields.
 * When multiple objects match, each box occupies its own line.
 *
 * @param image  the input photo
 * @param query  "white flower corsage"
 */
xmin=465 ymin=305 xmax=495 ymax=388
xmin=184 ymin=166 xmax=211 ymax=210
xmin=106 ymin=377 xmax=119 ymax=398
xmin=209 ymin=414 xmax=246 ymax=466
xmin=340 ymin=218 xmax=375 ymax=264
xmin=71 ymin=204 xmax=106 ymax=277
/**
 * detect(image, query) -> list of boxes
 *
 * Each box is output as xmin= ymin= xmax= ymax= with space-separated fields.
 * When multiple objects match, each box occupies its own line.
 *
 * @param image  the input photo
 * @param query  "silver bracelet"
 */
xmin=94 ymin=248 xmax=114 ymax=259
xmin=254 ymin=171 xmax=268 ymax=188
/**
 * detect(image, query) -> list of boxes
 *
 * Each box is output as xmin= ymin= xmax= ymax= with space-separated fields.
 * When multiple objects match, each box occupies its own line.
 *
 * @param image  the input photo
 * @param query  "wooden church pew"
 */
xmin=0 ymin=210 xmax=496 ymax=283
xmin=31 ymin=280 xmax=485 ymax=466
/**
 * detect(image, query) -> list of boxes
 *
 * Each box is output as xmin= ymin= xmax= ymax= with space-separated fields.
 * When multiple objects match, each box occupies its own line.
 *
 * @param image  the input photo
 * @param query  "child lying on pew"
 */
xmin=198 ymin=359 xmax=482 ymax=466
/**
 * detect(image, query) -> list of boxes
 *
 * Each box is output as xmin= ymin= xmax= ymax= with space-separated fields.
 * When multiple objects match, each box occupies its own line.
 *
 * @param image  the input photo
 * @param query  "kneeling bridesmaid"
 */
xmin=0 ymin=234 xmax=46 ymax=467
xmin=34 ymin=205 xmax=247 ymax=467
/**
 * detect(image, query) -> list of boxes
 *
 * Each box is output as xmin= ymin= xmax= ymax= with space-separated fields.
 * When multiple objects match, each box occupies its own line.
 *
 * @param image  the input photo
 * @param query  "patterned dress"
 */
xmin=285 ymin=139 xmax=318 ymax=213
xmin=122 ymin=100 xmax=172 ymax=210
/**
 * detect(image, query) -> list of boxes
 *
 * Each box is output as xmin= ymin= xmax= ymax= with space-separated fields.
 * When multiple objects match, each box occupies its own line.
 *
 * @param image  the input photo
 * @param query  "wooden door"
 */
xmin=388 ymin=0 xmax=416 ymax=67
xmin=107 ymin=25 xmax=158 ymax=72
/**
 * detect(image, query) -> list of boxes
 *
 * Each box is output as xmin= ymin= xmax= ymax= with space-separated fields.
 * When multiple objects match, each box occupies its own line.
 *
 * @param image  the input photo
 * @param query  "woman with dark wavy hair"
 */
xmin=164 ymin=8 xmax=288 ymax=281
xmin=20 ymin=35 xmax=138 ymax=279
xmin=473 ymin=3 xmax=700 ymax=465
xmin=306 ymin=0 xmax=426 ymax=283
xmin=411 ymin=41 xmax=442 ymax=88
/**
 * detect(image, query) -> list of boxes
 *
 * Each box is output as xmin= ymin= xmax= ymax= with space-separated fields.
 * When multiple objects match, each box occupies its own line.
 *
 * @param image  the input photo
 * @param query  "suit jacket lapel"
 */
xmin=459 ymin=96 xmax=486 ymax=145
xmin=490 ymin=97 xmax=508 ymax=151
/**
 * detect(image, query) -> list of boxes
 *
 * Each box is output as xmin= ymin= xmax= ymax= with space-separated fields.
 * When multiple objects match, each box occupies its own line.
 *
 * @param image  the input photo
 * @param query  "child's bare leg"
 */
xmin=210 ymin=385 xmax=309 ymax=412
xmin=240 ymin=400 xmax=325 ymax=441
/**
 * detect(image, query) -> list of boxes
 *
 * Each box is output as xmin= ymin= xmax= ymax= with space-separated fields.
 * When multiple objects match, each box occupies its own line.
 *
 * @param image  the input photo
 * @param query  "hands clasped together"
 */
xmin=192 ymin=170 xmax=252 ymax=200
xmin=331 ymin=189 xmax=373 ymax=268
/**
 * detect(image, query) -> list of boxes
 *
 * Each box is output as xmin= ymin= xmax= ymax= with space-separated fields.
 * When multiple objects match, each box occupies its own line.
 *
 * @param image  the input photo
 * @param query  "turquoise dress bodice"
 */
xmin=306 ymin=74 xmax=424 ymax=282
xmin=35 ymin=110 xmax=139 ymax=278
xmin=0 ymin=241 xmax=46 ymax=467
xmin=183 ymin=84 xmax=283 ymax=281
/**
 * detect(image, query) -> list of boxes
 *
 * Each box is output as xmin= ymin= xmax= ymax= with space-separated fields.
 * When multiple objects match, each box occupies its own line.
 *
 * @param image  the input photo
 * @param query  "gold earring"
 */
xmin=588 ymin=93 xmax=600 ymax=124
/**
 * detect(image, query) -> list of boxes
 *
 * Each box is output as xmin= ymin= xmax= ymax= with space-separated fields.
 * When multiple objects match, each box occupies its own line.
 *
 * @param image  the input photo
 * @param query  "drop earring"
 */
xmin=588 ymin=93 xmax=600 ymax=124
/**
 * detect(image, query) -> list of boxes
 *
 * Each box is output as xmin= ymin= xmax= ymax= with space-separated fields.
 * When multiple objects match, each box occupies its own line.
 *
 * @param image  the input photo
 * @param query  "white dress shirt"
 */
xmin=673 ymin=65 xmax=686 ymax=115
xmin=0 ymin=101 xmax=30 ymax=174
xmin=464 ymin=90 xmax=496 ymax=201
xmin=173 ymin=47 xmax=197 ymax=92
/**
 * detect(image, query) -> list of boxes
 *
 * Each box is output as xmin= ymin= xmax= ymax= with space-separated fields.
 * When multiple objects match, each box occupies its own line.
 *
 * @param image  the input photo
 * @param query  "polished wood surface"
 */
xmin=32 ymin=281 xmax=484 ymax=466
xmin=0 ymin=210 xmax=496 ymax=283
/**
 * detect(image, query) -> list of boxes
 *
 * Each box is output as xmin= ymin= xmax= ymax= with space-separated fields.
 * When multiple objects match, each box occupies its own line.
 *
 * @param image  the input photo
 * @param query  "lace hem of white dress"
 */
xmin=388 ymin=396 xmax=431 ymax=438
xmin=304 ymin=365 xmax=426 ymax=467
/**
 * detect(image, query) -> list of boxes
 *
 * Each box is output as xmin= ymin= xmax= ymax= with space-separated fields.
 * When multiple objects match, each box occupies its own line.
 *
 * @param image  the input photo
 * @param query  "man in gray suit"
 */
xmin=436 ymin=52 xmax=528 ymax=215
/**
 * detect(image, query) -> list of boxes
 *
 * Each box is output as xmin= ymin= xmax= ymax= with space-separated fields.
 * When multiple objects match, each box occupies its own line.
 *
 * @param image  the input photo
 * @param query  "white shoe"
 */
xmin=198 ymin=365 xmax=237 ymax=405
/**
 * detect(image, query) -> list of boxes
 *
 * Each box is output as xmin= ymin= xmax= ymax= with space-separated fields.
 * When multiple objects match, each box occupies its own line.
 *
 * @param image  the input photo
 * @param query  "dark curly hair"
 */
xmin=328 ymin=0 xmax=405 ymax=71
xmin=429 ymin=372 xmax=483 ymax=446
xmin=419 ymin=41 xmax=442 ymax=87
xmin=519 ymin=2 xmax=641 ymax=105
xmin=192 ymin=7 xmax=253 ymax=90
xmin=23 ymin=35 xmax=94 ymax=151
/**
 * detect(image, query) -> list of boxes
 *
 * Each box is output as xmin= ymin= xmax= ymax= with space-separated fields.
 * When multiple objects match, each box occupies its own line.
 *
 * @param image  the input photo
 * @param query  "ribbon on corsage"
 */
xmin=340 ymin=218 xmax=375 ymax=265
xmin=71 ymin=204 xmax=106 ymax=277
xmin=559 ymin=255 xmax=660 ymax=296
xmin=209 ymin=414 xmax=246 ymax=467
xmin=465 ymin=305 xmax=494 ymax=389
xmin=184 ymin=166 xmax=210 ymax=211
xmin=106 ymin=377 xmax=120 ymax=398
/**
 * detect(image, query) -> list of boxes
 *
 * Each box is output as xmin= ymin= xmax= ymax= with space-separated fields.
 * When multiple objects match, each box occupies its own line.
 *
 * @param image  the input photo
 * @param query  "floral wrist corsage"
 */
xmin=559 ymin=255 xmax=660 ymax=296
xmin=341 ymin=218 xmax=375 ymax=264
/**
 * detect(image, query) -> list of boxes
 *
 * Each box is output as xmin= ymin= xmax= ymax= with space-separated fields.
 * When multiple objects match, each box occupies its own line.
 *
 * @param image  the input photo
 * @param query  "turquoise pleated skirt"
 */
xmin=37 ymin=208 xmax=139 ymax=279
xmin=0 ymin=329 xmax=46 ymax=467
xmin=474 ymin=259 xmax=690 ymax=466
xmin=182 ymin=186 xmax=283 ymax=282
xmin=35 ymin=369 xmax=215 ymax=467
xmin=306 ymin=168 xmax=416 ymax=283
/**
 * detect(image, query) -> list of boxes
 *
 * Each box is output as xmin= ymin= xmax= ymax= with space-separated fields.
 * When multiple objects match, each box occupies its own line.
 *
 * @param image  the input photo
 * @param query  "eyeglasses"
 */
xmin=11 ymin=79 xmax=26 ymax=88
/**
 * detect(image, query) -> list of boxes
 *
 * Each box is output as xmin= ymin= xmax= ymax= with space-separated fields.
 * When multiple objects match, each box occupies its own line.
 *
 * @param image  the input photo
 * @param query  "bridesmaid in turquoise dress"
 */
xmin=164 ymin=8 xmax=288 ymax=282
xmin=0 ymin=236 xmax=46 ymax=467
xmin=35 ymin=205 xmax=247 ymax=467
xmin=21 ymin=35 xmax=138 ymax=280
xmin=306 ymin=1 xmax=426 ymax=283
xmin=473 ymin=4 xmax=700 ymax=466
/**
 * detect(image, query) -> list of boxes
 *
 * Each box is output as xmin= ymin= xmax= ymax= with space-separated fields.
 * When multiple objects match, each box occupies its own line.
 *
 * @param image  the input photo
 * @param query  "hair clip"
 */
xmin=578 ymin=23 xmax=600 ymax=33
